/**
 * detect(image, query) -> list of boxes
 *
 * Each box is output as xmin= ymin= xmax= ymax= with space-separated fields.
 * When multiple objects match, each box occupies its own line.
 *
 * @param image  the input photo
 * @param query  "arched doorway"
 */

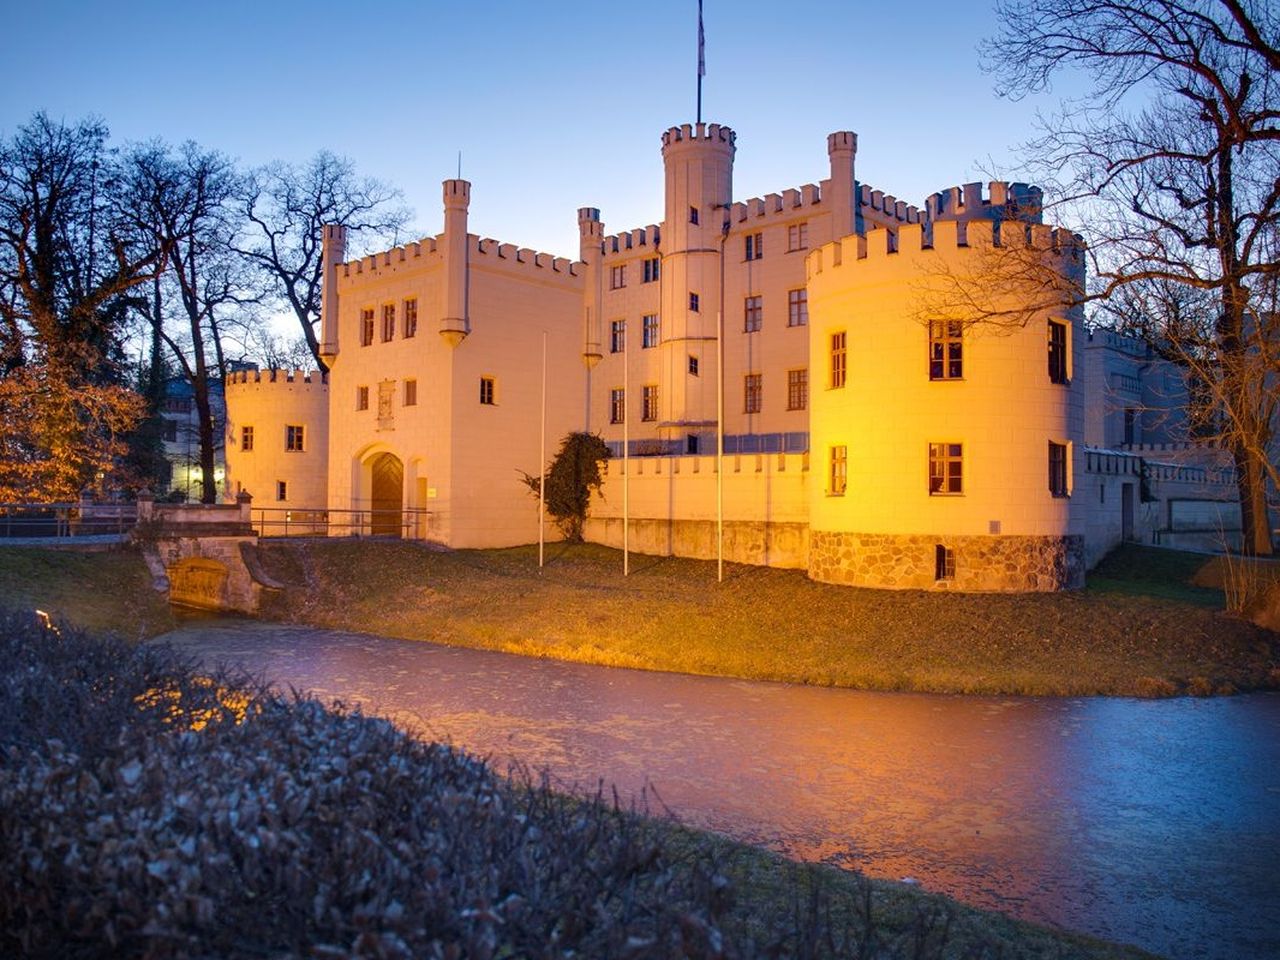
xmin=370 ymin=452 xmax=404 ymax=537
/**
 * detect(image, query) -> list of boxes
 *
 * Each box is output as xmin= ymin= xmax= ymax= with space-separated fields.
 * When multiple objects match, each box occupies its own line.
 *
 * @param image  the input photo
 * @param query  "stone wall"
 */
xmin=583 ymin=517 xmax=808 ymax=569
xmin=808 ymin=531 xmax=1085 ymax=592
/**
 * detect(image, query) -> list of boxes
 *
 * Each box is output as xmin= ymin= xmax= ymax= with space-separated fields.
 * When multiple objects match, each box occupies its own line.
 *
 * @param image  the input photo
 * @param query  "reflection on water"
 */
xmin=158 ymin=621 xmax=1280 ymax=960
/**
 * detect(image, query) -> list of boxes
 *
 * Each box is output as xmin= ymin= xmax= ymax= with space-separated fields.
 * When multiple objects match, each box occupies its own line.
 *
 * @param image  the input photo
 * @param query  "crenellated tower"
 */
xmin=440 ymin=179 xmax=471 ymax=347
xmin=826 ymin=131 xmax=857 ymax=240
xmin=578 ymin=206 xmax=604 ymax=368
xmin=318 ymin=224 xmax=347 ymax=366
xmin=659 ymin=122 xmax=735 ymax=446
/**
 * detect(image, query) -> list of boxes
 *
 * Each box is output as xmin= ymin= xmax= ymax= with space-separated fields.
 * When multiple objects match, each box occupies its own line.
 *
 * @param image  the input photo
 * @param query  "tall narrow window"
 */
xmin=1048 ymin=320 xmax=1069 ymax=384
xmin=610 ymin=265 xmax=626 ymax=290
xmin=788 ymin=288 xmax=808 ymax=327
xmin=745 ymin=232 xmax=763 ymax=260
xmin=241 ymin=425 xmax=254 ymax=451
xmin=610 ymin=318 xmax=626 ymax=353
xmin=935 ymin=544 xmax=956 ymax=581
xmin=744 ymin=373 xmax=762 ymax=413
xmin=403 ymin=298 xmax=418 ymax=338
xmin=830 ymin=331 xmax=847 ymax=388
xmin=788 ymin=222 xmax=809 ymax=251
xmin=928 ymin=442 xmax=963 ymax=495
xmin=642 ymin=384 xmax=659 ymax=421
xmin=381 ymin=303 xmax=395 ymax=341
xmin=829 ymin=445 xmax=847 ymax=496
xmin=744 ymin=295 xmax=762 ymax=332
xmin=286 ymin=424 xmax=305 ymax=452
xmin=689 ymin=205 xmax=699 ymax=225
xmin=360 ymin=308 xmax=374 ymax=346
xmin=276 ymin=481 xmax=287 ymax=502
xmin=929 ymin=320 xmax=964 ymax=379
xmin=689 ymin=292 xmax=700 ymax=312
xmin=356 ymin=385 xmax=369 ymax=411
xmin=642 ymin=257 xmax=660 ymax=283
xmin=479 ymin=377 xmax=495 ymax=405
xmin=1049 ymin=441 xmax=1069 ymax=497
xmin=688 ymin=355 xmax=699 ymax=376
xmin=642 ymin=313 xmax=659 ymax=348
xmin=404 ymin=379 xmax=417 ymax=407
xmin=610 ymin=387 xmax=625 ymax=424
xmin=1123 ymin=408 xmax=1136 ymax=446
xmin=787 ymin=369 xmax=809 ymax=411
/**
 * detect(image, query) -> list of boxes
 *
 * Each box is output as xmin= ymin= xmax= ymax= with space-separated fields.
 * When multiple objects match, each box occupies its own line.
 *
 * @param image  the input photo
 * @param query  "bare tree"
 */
xmin=237 ymin=152 xmax=409 ymax=371
xmin=981 ymin=0 xmax=1280 ymax=554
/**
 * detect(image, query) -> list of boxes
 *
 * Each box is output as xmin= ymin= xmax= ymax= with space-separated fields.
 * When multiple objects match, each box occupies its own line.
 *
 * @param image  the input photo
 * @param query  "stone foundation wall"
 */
xmin=583 ymin=518 xmax=809 ymax=569
xmin=808 ymin=531 xmax=1085 ymax=592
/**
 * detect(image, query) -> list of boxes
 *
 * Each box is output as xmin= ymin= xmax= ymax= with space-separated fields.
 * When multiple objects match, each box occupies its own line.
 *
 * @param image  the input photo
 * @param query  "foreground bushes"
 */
xmin=0 ymin=611 xmax=1116 ymax=958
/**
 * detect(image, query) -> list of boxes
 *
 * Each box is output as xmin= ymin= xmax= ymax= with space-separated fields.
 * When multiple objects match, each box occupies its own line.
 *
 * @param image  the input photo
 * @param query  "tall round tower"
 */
xmin=659 ymin=122 xmax=735 ymax=448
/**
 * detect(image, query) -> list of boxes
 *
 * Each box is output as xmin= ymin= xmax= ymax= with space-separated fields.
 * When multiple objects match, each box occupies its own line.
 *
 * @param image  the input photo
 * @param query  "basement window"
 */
xmin=935 ymin=544 xmax=955 ymax=582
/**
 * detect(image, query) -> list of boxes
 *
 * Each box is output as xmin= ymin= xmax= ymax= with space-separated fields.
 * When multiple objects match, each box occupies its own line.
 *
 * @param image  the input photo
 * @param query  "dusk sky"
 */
xmin=1 ymin=1 xmax=1077 ymax=259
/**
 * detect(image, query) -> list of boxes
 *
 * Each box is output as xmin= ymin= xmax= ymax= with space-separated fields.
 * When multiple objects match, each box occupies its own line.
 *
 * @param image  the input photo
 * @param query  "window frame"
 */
xmin=360 ymin=308 xmax=375 ymax=347
xmin=929 ymin=320 xmax=964 ymax=380
xmin=829 ymin=331 xmax=847 ymax=388
xmin=642 ymin=313 xmax=659 ymax=349
xmin=745 ymin=232 xmax=763 ymax=261
xmin=787 ymin=368 xmax=809 ymax=411
xmin=610 ymin=318 xmax=627 ymax=354
xmin=744 ymin=295 xmax=762 ymax=333
xmin=829 ymin=445 xmax=847 ymax=496
xmin=610 ymin=264 xmax=626 ymax=290
xmin=928 ymin=442 xmax=964 ymax=495
xmin=285 ymin=424 xmax=305 ymax=453
xmin=642 ymin=384 xmax=659 ymax=422
xmin=356 ymin=385 xmax=369 ymax=411
xmin=642 ymin=257 xmax=660 ymax=283
xmin=381 ymin=303 xmax=395 ymax=342
xmin=479 ymin=376 xmax=496 ymax=406
xmin=743 ymin=373 xmax=762 ymax=414
xmin=787 ymin=221 xmax=809 ymax=252
xmin=787 ymin=288 xmax=808 ymax=327
xmin=241 ymin=425 xmax=254 ymax=452
xmin=1048 ymin=320 xmax=1069 ymax=384
xmin=610 ymin=387 xmax=626 ymax=425
xmin=403 ymin=298 xmax=418 ymax=338
xmin=404 ymin=379 xmax=417 ymax=407
xmin=1049 ymin=441 xmax=1069 ymax=498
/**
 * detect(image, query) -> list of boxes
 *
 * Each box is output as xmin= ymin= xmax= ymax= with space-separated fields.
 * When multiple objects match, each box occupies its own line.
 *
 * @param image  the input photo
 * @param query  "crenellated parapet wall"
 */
xmin=858 ymin=183 xmax=924 ymax=225
xmin=341 ymin=237 xmax=440 ymax=278
xmin=925 ymin=181 xmax=1044 ymax=224
xmin=339 ymin=234 xmax=581 ymax=281
xmin=470 ymin=236 xmax=580 ymax=277
xmin=600 ymin=224 xmax=662 ymax=259
xmin=661 ymin=121 xmax=736 ymax=152
xmin=225 ymin=368 xmax=328 ymax=388
xmin=729 ymin=183 xmax=823 ymax=228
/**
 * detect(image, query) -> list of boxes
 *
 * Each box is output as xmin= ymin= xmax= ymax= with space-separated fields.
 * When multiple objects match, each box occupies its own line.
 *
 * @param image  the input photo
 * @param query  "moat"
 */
xmin=159 ymin=619 xmax=1280 ymax=960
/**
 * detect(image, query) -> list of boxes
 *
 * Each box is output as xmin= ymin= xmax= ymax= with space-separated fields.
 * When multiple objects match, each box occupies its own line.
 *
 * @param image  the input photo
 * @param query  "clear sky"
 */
xmin=0 ymin=0 xmax=1068 ymax=259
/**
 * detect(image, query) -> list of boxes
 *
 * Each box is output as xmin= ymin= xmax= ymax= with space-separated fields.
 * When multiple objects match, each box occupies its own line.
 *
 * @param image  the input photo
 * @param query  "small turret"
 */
xmin=318 ymin=224 xmax=347 ymax=365
xmin=826 ymin=131 xmax=857 ymax=240
xmin=578 ymin=207 xmax=604 ymax=368
xmin=440 ymin=179 xmax=471 ymax=348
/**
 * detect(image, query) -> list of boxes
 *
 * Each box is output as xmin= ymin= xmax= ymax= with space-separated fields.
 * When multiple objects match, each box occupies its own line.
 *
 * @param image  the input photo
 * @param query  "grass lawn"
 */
xmin=258 ymin=540 xmax=1279 ymax=697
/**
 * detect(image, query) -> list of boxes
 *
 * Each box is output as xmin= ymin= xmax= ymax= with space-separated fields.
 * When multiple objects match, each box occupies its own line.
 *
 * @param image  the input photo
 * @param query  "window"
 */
xmin=356 ymin=385 xmax=369 ymax=411
xmin=360 ymin=308 xmax=375 ymax=346
xmin=479 ymin=377 xmax=495 ymax=405
xmin=1048 ymin=320 xmax=1069 ymax=384
xmin=745 ymin=232 xmax=763 ymax=261
xmin=788 ymin=222 xmax=809 ymax=251
xmin=1049 ymin=441 xmax=1069 ymax=497
xmin=381 ymin=303 xmax=395 ymax=342
xmin=162 ymin=419 xmax=178 ymax=442
xmin=610 ymin=318 xmax=626 ymax=353
xmin=935 ymin=545 xmax=956 ymax=582
xmin=610 ymin=387 xmax=625 ymax=424
xmin=744 ymin=373 xmax=762 ymax=414
xmin=642 ymin=257 xmax=660 ymax=283
xmin=164 ymin=398 xmax=192 ymax=414
xmin=689 ymin=205 xmax=699 ymax=225
xmin=403 ymin=298 xmax=418 ymax=338
xmin=744 ymin=295 xmax=762 ymax=332
xmin=829 ymin=445 xmax=847 ymax=496
xmin=642 ymin=384 xmax=659 ymax=421
xmin=929 ymin=320 xmax=964 ymax=380
xmin=787 ymin=369 xmax=808 ymax=411
xmin=688 ymin=355 xmax=699 ymax=376
xmin=1123 ymin=408 xmax=1136 ymax=446
xmin=689 ymin=292 xmax=699 ymax=312
xmin=929 ymin=442 xmax=963 ymax=495
xmin=830 ymin=331 xmax=847 ymax=388
xmin=404 ymin=379 xmax=417 ymax=407
xmin=286 ymin=424 xmax=304 ymax=452
xmin=788 ymin=288 xmax=808 ymax=327
xmin=276 ymin=481 xmax=287 ymax=502
xmin=642 ymin=313 xmax=659 ymax=348
xmin=610 ymin=265 xmax=626 ymax=290
xmin=241 ymin=425 xmax=254 ymax=451
xmin=687 ymin=434 xmax=700 ymax=454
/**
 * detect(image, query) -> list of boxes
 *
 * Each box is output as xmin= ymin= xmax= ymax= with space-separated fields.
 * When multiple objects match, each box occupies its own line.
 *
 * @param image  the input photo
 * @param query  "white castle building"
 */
xmin=224 ymin=120 xmax=1241 ymax=591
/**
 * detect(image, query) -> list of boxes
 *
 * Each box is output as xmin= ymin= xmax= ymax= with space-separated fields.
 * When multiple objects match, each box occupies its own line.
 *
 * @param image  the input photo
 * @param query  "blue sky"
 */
xmin=1 ymin=0 xmax=1069 ymax=258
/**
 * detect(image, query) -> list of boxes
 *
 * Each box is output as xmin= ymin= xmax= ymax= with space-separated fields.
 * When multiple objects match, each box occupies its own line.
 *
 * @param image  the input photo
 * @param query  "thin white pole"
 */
xmin=716 ymin=307 xmax=724 ymax=584
xmin=623 ymin=320 xmax=630 ymax=576
xmin=539 ymin=330 xmax=546 ymax=569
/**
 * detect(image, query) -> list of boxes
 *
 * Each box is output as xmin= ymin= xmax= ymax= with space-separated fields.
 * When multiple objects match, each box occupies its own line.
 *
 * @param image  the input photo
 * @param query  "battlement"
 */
xmin=342 ymin=236 xmax=441 ymax=278
xmin=827 ymin=131 xmax=857 ymax=155
xmin=225 ymin=368 xmax=329 ymax=388
xmin=858 ymin=183 xmax=923 ymax=226
xmin=925 ymin=181 xmax=1044 ymax=223
xmin=600 ymin=224 xmax=662 ymax=259
xmin=729 ymin=183 xmax=823 ymax=227
xmin=470 ymin=235 xmax=581 ymax=278
xmin=661 ymin=122 xmax=736 ymax=152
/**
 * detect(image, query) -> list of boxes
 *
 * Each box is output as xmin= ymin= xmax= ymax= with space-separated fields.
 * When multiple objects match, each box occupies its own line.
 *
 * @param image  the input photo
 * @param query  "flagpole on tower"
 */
xmin=697 ymin=0 xmax=705 ymax=123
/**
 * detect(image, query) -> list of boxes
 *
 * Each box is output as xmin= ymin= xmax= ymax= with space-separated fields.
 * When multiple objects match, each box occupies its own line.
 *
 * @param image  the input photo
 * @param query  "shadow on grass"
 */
xmin=1087 ymin=544 xmax=1224 ymax=608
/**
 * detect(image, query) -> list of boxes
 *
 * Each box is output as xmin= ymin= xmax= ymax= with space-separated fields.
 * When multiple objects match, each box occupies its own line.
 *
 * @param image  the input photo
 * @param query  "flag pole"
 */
xmin=539 ymin=330 xmax=546 ymax=569
xmin=623 ymin=321 xmax=630 ymax=577
xmin=696 ymin=0 xmax=705 ymax=124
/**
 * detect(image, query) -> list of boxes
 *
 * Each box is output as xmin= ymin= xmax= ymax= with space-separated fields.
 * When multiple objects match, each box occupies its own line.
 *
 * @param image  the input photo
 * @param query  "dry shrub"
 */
xmin=0 ymin=610 xmax=994 ymax=959
xmin=1133 ymin=676 xmax=1179 ymax=698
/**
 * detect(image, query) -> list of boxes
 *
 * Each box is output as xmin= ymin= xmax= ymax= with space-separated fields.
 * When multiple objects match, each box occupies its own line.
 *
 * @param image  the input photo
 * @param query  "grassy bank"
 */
xmin=258 ymin=540 xmax=1278 ymax=698
xmin=0 ymin=611 xmax=1157 ymax=959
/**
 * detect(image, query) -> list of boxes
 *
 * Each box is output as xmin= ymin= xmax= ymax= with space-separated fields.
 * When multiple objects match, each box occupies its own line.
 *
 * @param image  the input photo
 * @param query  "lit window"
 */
xmin=829 ymin=445 xmax=847 ymax=496
xmin=935 ymin=545 xmax=956 ymax=581
xmin=787 ymin=369 xmax=808 ymax=411
xmin=642 ymin=384 xmax=658 ymax=421
xmin=404 ymin=379 xmax=417 ymax=407
xmin=689 ymin=205 xmax=699 ymax=225
xmin=610 ymin=387 xmax=625 ymax=424
xmin=744 ymin=295 xmax=762 ymax=332
xmin=743 ymin=373 xmax=762 ymax=414
xmin=787 ymin=289 xmax=808 ymax=327
xmin=642 ymin=313 xmax=659 ymax=348
xmin=610 ymin=319 xmax=626 ymax=353
xmin=403 ymin=298 xmax=418 ymax=338
xmin=642 ymin=257 xmax=660 ymax=283
xmin=688 ymin=355 xmax=699 ymax=376
xmin=929 ymin=442 xmax=963 ymax=495
xmin=356 ymin=386 xmax=369 ymax=411
xmin=689 ymin=292 xmax=700 ymax=312
xmin=241 ymin=425 xmax=254 ymax=451
xmin=930 ymin=321 xmax=963 ymax=380
xmin=830 ymin=331 xmax=847 ymax=388
xmin=1048 ymin=320 xmax=1069 ymax=384
xmin=276 ymin=481 xmax=287 ymax=502
xmin=479 ymin=377 xmax=495 ymax=405
xmin=788 ymin=222 xmax=809 ymax=251
xmin=286 ymin=425 xmax=304 ymax=452
xmin=745 ymin=232 xmax=763 ymax=261
xmin=381 ymin=303 xmax=395 ymax=342
xmin=610 ymin=265 xmax=626 ymax=290
xmin=1049 ymin=441 xmax=1069 ymax=497
xmin=360 ymin=308 xmax=374 ymax=346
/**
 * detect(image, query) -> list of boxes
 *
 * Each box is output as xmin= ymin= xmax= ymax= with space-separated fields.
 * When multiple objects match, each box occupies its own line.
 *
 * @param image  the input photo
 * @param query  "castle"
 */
xmin=223 ymin=120 xmax=1242 ymax=591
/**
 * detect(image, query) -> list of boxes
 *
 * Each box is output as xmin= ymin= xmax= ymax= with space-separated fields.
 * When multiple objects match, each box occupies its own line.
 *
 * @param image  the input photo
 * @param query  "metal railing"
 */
xmin=0 ymin=503 xmax=136 ymax=539
xmin=250 ymin=506 xmax=433 ymax=540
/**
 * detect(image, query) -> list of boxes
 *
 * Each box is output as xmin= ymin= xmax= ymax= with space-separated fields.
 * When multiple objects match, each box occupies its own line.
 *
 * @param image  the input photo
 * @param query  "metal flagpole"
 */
xmin=716 ymin=306 xmax=723 ymax=584
xmin=539 ymin=331 xmax=546 ymax=569
xmin=623 ymin=320 xmax=630 ymax=576
xmin=697 ymin=0 xmax=705 ymax=123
